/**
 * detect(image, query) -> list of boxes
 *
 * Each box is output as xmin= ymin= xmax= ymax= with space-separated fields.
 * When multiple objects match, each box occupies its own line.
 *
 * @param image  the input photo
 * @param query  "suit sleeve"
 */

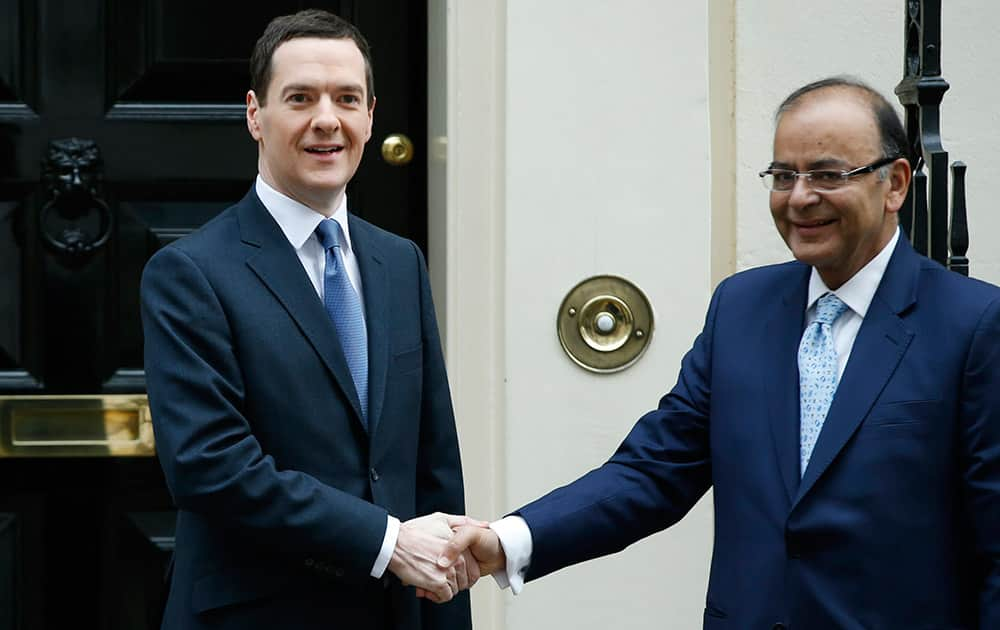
xmin=141 ymin=245 xmax=387 ymax=578
xmin=407 ymin=244 xmax=472 ymax=629
xmin=960 ymin=297 xmax=1000 ymax=626
xmin=516 ymin=279 xmax=723 ymax=582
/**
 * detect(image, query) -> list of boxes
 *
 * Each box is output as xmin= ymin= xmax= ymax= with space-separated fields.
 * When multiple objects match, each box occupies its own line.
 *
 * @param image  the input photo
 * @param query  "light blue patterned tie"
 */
xmin=316 ymin=219 xmax=368 ymax=427
xmin=798 ymin=293 xmax=849 ymax=476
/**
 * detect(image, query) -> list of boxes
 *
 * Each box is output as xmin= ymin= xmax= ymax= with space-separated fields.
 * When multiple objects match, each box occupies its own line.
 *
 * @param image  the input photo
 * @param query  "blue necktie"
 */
xmin=315 ymin=219 xmax=368 ymax=426
xmin=798 ymin=293 xmax=849 ymax=476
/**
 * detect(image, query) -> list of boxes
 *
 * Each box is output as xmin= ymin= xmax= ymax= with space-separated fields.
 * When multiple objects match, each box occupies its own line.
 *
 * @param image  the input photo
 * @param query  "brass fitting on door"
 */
xmin=381 ymin=133 xmax=415 ymax=166
xmin=557 ymin=275 xmax=654 ymax=373
xmin=0 ymin=395 xmax=155 ymax=457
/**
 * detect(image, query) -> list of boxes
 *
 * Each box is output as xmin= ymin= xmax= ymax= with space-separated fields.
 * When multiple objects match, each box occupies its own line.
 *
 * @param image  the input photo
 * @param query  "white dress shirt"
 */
xmin=255 ymin=175 xmax=399 ymax=579
xmin=804 ymin=228 xmax=900 ymax=378
xmin=490 ymin=227 xmax=902 ymax=594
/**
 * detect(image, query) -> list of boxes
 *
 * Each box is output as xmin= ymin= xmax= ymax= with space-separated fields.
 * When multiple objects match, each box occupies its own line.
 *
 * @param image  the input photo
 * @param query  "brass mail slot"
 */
xmin=0 ymin=395 xmax=155 ymax=457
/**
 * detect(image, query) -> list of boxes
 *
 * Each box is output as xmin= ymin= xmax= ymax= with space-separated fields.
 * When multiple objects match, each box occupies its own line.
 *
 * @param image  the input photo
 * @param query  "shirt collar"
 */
xmin=806 ymin=226 xmax=900 ymax=318
xmin=254 ymin=175 xmax=354 ymax=253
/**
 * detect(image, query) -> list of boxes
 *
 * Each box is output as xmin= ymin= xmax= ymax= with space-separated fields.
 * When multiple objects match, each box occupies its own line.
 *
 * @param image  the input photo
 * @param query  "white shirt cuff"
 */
xmin=489 ymin=515 xmax=532 ymax=595
xmin=370 ymin=514 xmax=400 ymax=578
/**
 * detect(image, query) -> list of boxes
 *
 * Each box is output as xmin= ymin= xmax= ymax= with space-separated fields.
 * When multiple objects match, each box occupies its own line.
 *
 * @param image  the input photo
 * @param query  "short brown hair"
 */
xmin=250 ymin=9 xmax=374 ymax=107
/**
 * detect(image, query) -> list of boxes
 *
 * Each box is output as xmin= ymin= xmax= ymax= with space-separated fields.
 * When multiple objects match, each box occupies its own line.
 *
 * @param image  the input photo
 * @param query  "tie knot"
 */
xmin=814 ymin=293 xmax=849 ymax=325
xmin=315 ymin=218 xmax=345 ymax=251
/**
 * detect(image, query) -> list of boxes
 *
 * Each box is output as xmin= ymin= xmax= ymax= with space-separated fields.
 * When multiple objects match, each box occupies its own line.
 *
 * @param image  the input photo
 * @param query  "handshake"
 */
xmin=387 ymin=513 xmax=506 ymax=603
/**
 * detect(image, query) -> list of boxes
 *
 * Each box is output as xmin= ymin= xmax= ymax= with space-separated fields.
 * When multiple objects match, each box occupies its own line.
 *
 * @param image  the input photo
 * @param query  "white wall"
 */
xmin=430 ymin=0 xmax=508 ymax=628
xmin=503 ymin=2 xmax=714 ymax=629
xmin=942 ymin=0 xmax=1000 ymax=283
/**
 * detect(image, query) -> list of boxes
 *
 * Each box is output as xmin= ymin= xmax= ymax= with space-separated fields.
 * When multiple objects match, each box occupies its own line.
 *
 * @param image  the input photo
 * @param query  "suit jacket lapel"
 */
xmin=350 ymin=216 xmax=389 ymax=441
xmin=236 ymin=191 xmax=367 ymax=428
xmin=794 ymin=238 xmax=919 ymax=505
xmin=764 ymin=264 xmax=810 ymax=503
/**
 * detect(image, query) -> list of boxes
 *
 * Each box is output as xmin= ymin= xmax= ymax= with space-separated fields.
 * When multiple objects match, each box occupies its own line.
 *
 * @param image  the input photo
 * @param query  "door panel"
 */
xmin=0 ymin=1 xmax=425 ymax=627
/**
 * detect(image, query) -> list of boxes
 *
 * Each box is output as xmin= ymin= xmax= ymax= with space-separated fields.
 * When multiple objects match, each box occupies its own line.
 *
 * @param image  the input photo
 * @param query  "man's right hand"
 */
xmin=441 ymin=525 xmax=507 ymax=576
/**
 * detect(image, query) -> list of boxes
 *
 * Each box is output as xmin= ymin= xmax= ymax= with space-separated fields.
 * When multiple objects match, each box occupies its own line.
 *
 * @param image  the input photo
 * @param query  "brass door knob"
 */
xmin=381 ymin=133 xmax=415 ymax=166
xmin=557 ymin=275 xmax=654 ymax=373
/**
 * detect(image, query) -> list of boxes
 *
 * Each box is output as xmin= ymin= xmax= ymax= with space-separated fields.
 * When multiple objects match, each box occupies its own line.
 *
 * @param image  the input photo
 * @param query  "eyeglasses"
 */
xmin=759 ymin=156 xmax=900 ymax=192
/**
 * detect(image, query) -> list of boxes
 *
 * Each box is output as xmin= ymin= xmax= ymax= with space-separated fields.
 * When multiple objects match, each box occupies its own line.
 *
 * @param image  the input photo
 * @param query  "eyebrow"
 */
xmin=335 ymin=82 xmax=365 ymax=94
xmin=279 ymin=82 xmax=365 ymax=97
xmin=769 ymin=157 xmax=852 ymax=170
xmin=280 ymin=83 xmax=316 ymax=97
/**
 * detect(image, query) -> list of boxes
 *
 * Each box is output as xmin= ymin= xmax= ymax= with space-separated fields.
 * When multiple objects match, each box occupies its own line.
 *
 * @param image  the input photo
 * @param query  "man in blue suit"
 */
xmin=141 ymin=10 xmax=476 ymax=630
xmin=445 ymin=77 xmax=1000 ymax=628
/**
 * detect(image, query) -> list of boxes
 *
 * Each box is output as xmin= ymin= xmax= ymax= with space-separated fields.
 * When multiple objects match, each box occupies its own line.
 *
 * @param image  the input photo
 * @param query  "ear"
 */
xmin=883 ymin=157 xmax=912 ymax=216
xmin=364 ymin=96 xmax=376 ymax=142
xmin=246 ymin=90 xmax=263 ymax=141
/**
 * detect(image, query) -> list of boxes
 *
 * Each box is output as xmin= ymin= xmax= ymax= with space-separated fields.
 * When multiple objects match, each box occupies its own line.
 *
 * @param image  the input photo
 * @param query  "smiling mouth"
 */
xmin=305 ymin=146 xmax=344 ymax=154
xmin=795 ymin=219 xmax=836 ymax=228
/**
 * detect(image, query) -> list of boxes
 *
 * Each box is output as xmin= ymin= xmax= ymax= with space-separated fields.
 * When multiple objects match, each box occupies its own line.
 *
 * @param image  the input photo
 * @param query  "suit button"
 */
xmin=370 ymin=467 xmax=380 ymax=482
xmin=304 ymin=557 xmax=315 ymax=567
xmin=786 ymin=539 xmax=802 ymax=559
xmin=334 ymin=567 xmax=345 ymax=578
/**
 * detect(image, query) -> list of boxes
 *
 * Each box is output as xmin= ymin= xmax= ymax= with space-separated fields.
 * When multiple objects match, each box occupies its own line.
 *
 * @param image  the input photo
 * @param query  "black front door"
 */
xmin=0 ymin=1 xmax=426 ymax=627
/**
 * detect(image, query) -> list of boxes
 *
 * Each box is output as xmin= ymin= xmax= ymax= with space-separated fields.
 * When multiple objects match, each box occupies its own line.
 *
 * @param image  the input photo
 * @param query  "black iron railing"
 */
xmin=894 ymin=0 xmax=969 ymax=276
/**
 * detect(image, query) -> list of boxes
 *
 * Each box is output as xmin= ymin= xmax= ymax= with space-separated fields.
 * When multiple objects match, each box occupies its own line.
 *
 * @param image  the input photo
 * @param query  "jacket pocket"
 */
xmin=392 ymin=343 xmax=423 ymax=375
xmin=704 ymin=601 xmax=728 ymax=619
xmin=858 ymin=399 xmax=942 ymax=435
xmin=191 ymin=566 xmax=294 ymax=614
xmin=703 ymin=604 xmax=729 ymax=628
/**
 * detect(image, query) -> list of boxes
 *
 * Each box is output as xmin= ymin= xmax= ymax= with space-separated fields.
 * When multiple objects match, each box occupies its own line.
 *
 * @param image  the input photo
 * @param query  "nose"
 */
xmin=786 ymin=174 xmax=819 ymax=211
xmin=311 ymin=96 xmax=341 ymax=134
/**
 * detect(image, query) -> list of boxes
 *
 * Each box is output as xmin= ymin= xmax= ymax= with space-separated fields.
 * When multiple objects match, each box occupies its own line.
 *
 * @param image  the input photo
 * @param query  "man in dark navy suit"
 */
xmin=445 ymin=77 xmax=1000 ymax=628
xmin=141 ymin=10 xmax=476 ymax=630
